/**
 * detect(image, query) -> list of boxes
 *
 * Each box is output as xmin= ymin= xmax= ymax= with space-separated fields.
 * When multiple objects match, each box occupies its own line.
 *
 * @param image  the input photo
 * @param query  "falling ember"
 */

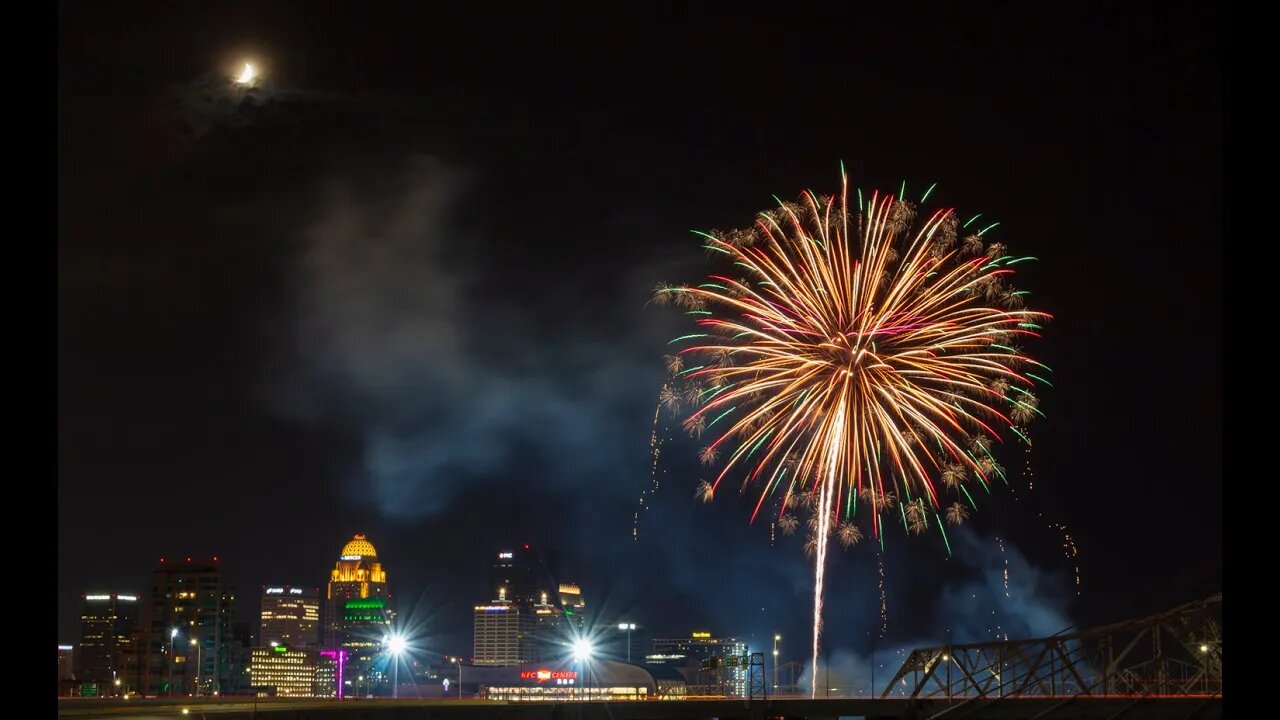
xmin=1058 ymin=523 xmax=1082 ymax=595
xmin=657 ymin=171 xmax=1050 ymax=698
xmin=996 ymin=535 xmax=1010 ymax=598
xmin=878 ymin=556 xmax=888 ymax=637
xmin=634 ymin=387 xmax=671 ymax=541
xmin=1020 ymin=428 xmax=1035 ymax=490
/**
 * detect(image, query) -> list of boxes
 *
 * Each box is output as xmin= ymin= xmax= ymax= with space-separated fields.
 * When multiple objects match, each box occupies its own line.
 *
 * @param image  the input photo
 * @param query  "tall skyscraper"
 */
xmin=473 ymin=600 xmax=533 ymax=666
xmin=141 ymin=557 xmax=235 ymax=697
xmin=557 ymin=583 xmax=587 ymax=632
xmin=324 ymin=534 xmax=389 ymax=648
xmin=77 ymin=592 xmax=139 ymax=694
xmin=475 ymin=547 xmax=582 ymax=665
xmin=260 ymin=585 xmax=320 ymax=648
xmin=324 ymin=534 xmax=391 ymax=691
xmin=490 ymin=545 xmax=554 ymax=604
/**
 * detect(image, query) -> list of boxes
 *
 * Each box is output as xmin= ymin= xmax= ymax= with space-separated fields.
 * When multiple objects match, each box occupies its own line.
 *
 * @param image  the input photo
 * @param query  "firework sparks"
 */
xmin=996 ymin=535 xmax=1010 ymax=598
xmin=660 ymin=172 xmax=1050 ymax=697
xmin=878 ymin=555 xmax=888 ymax=637
xmin=636 ymin=376 xmax=683 ymax=541
xmin=1058 ymin=523 xmax=1082 ymax=595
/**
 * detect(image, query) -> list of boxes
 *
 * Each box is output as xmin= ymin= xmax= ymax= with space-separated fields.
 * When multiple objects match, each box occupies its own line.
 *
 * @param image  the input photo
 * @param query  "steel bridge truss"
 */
xmin=882 ymin=594 xmax=1221 ymax=700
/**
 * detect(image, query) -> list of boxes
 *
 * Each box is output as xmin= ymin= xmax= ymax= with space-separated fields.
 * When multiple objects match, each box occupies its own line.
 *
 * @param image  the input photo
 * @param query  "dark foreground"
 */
xmin=58 ymin=695 xmax=1223 ymax=720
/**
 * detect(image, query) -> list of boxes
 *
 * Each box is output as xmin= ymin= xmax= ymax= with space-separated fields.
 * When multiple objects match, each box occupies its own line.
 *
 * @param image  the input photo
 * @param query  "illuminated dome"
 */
xmin=340 ymin=534 xmax=378 ymax=559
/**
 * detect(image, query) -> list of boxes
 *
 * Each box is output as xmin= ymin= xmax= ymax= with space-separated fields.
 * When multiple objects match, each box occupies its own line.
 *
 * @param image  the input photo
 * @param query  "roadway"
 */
xmin=58 ymin=695 xmax=1223 ymax=720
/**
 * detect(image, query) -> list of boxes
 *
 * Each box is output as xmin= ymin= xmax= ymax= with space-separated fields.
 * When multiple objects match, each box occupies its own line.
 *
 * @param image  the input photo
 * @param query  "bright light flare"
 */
xmin=386 ymin=634 xmax=407 ymax=656
xmin=571 ymin=638 xmax=594 ymax=662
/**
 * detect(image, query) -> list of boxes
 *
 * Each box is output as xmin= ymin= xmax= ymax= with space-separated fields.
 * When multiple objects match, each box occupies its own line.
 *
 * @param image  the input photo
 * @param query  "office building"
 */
xmin=324 ymin=534 xmax=389 ymax=648
xmin=558 ymin=583 xmax=586 ymax=632
xmin=260 ymin=585 xmax=320 ymax=648
xmin=140 ymin=557 xmax=235 ymax=696
xmin=649 ymin=633 xmax=748 ymax=696
xmin=77 ymin=592 xmax=139 ymax=694
xmin=58 ymin=645 xmax=76 ymax=696
xmin=490 ymin=545 xmax=556 ymax=605
xmin=473 ymin=600 xmax=533 ymax=666
xmin=249 ymin=645 xmax=335 ymax=697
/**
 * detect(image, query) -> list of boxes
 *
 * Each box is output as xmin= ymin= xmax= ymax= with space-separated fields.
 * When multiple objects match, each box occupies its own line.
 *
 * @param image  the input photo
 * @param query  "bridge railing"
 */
xmin=881 ymin=594 xmax=1222 ymax=700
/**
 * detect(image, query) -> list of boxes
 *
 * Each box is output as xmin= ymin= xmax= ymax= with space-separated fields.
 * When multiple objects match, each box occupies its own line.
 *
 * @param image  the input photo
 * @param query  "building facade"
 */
xmin=77 ymin=592 xmax=139 ymax=695
xmin=324 ymin=535 xmax=389 ymax=648
xmin=140 ymin=558 xmax=235 ymax=697
xmin=475 ymin=547 xmax=584 ymax=666
xmin=649 ymin=633 xmax=748 ymax=697
xmin=323 ymin=535 xmax=392 ymax=693
xmin=249 ymin=646 xmax=337 ymax=697
xmin=58 ymin=645 xmax=76 ymax=696
xmin=558 ymin=583 xmax=586 ymax=632
xmin=473 ymin=601 xmax=534 ymax=666
xmin=260 ymin=585 xmax=320 ymax=648
xmin=466 ymin=659 xmax=685 ymax=700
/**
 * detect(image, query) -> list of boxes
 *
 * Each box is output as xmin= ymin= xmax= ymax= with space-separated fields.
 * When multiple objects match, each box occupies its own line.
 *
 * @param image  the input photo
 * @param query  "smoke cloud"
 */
xmin=262 ymin=149 xmax=1077 ymax=657
xmin=798 ymin=527 xmax=1073 ymax=697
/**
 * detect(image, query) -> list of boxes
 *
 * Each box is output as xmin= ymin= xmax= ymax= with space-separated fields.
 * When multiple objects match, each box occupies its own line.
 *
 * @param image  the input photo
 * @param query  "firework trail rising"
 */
xmin=657 ymin=170 xmax=1050 ymax=697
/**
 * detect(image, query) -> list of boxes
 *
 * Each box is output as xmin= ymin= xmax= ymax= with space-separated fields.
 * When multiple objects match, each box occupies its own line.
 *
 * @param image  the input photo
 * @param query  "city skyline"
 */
xmin=59 ymin=0 xmax=1220 ymax=698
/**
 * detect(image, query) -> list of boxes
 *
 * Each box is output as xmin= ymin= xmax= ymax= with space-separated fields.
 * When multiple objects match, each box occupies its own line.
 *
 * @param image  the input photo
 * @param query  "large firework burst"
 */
xmin=655 ymin=171 xmax=1051 ymax=697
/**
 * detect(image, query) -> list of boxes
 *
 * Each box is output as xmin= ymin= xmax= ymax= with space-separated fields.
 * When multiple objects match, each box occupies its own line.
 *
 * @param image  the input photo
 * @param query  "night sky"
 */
xmin=59 ymin=1 xmax=1220 ymax=675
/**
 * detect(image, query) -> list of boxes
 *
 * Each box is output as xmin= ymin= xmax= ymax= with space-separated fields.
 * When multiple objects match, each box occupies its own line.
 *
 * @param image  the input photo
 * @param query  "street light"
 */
xmin=572 ymin=639 xmax=594 ymax=702
xmin=386 ymin=634 xmax=407 ymax=698
xmin=190 ymin=639 xmax=201 ymax=696
xmin=617 ymin=623 xmax=636 ymax=662
xmin=454 ymin=657 xmax=463 ymax=698
xmin=773 ymin=635 xmax=781 ymax=693
xmin=169 ymin=628 xmax=178 ymax=697
xmin=572 ymin=638 xmax=594 ymax=663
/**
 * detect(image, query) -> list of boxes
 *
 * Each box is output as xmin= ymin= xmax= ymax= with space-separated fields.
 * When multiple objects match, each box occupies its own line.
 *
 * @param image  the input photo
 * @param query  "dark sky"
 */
xmin=58 ymin=1 xmax=1220 ymax=673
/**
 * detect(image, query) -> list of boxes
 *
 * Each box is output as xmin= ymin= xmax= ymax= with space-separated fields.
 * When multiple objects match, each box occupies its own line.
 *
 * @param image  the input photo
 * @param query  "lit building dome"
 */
xmin=340 ymin=534 xmax=378 ymax=559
